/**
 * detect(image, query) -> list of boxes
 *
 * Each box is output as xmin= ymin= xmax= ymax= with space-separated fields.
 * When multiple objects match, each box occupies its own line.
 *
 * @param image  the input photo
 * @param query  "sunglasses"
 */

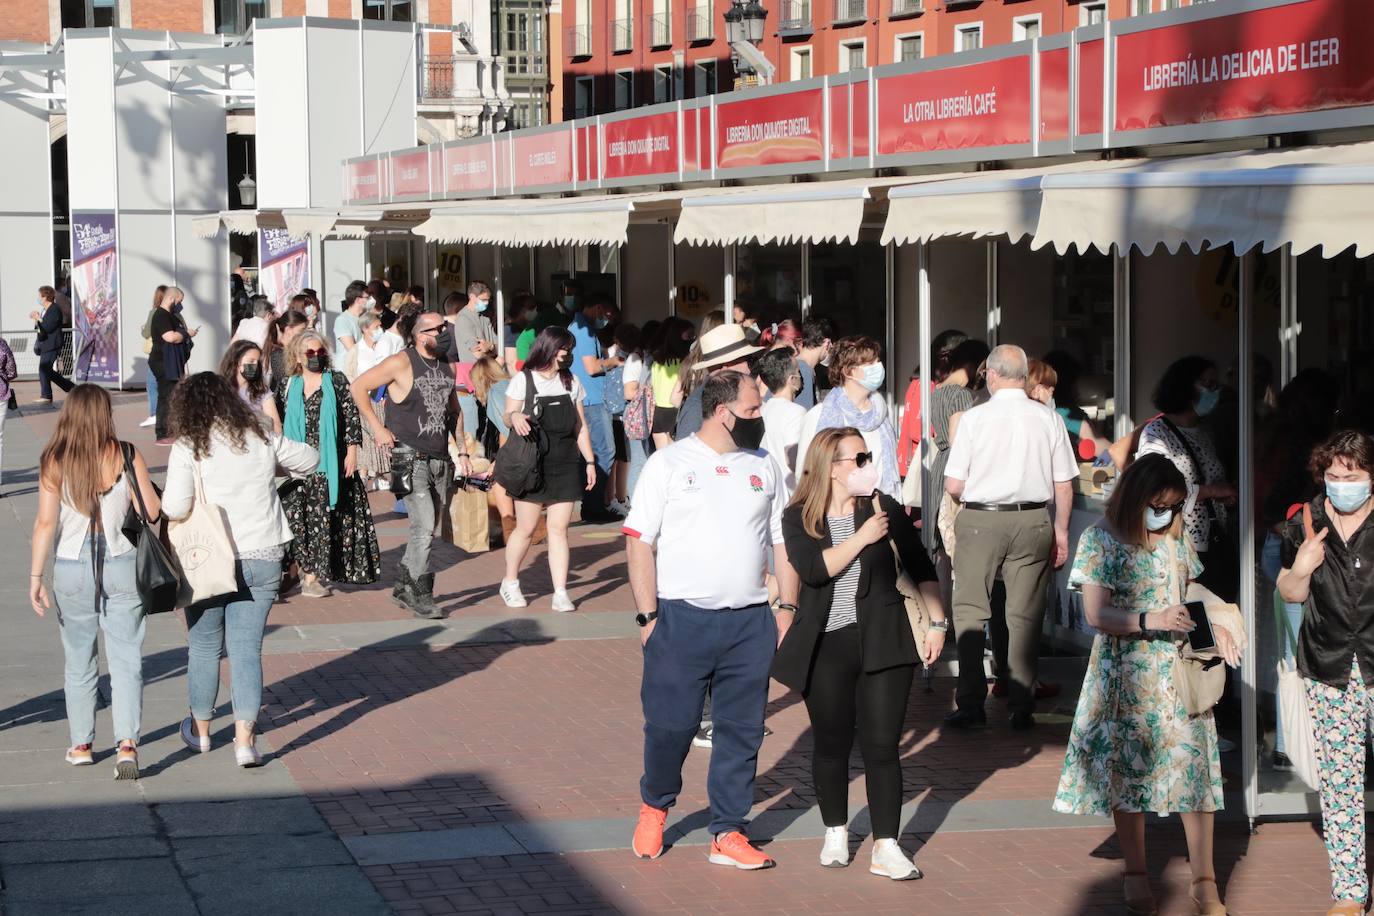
xmin=416 ymin=326 xmax=441 ymax=336
xmin=304 ymin=348 xmax=326 ymax=359
xmin=835 ymin=452 xmax=873 ymax=468
xmin=1149 ymin=500 xmax=1185 ymax=514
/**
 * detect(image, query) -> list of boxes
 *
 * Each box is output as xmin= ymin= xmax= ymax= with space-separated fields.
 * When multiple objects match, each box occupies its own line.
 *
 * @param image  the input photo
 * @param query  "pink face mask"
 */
xmin=845 ymin=461 xmax=880 ymax=497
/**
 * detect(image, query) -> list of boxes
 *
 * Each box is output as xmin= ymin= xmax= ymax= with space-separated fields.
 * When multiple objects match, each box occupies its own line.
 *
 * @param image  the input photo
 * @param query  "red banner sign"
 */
xmin=1115 ymin=0 xmax=1374 ymax=132
xmin=344 ymin=158 xmax=383 ymax=203
xmin=1079 ymin=39 xmax=1105 ymax=135
xmin=603 ymin=111 xmax=679 ymax=180
xmin=511 ymin=130 xmax=573 ymax=188
xmin=715 ymin=88 xmax=825 ymax=171
xmin=445 ymin=141 xmax=494 ymax=195
xmin=389 ymin=150 xmax=430 ymax=198
xmin=1040 ymin=47 xmax=1071 ymax=142
xmin=878 ymin=55 xmax=1033 ymax=156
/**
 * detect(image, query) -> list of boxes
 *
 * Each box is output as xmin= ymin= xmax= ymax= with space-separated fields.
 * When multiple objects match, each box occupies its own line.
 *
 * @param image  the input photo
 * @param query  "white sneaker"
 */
xmin=607 ymin=499 xmax=630 ymax=517
xmin=500 ymin=579 xmax=527 ymax=608
xmin=869 ymin=839 xmax=921 ymax=880
xmin=235 ymin=740 xmax=263 ymax=768
xmin=551 ymin=589 xmax=576 ymax=613
xmin=820 ymin=826 xmax=850 ymax=868
xmin=139 ymin=416 xmax=156 ymax=428
xmin=179 ymin=717 xmax=210 ymax=754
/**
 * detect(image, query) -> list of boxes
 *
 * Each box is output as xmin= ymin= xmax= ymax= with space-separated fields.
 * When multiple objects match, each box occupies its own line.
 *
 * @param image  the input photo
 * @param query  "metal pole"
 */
xmin=667 ymin=230 xmax=677 ymax=318
xmin=494 ymin=244 xmax=505 ymax=352
xmin=986 ymin=239 xmax=999 ymax=346
xmin=801 ymin=241 xmax=812 ymax=318
xmin=918 ymin=241 xmax=933 ymax=551
xmin=1280 ymin=243 xmax=1298 ymax=385
xmin=1113 ymin=250 xmax=1132 ymax=438
xmin=724 ymin=244 xmax=736 ymax=323
xmin=885 ymin=242 xmax=895 ymax=406
xmin=1238 ymin=248 xmax=1259 ymax=829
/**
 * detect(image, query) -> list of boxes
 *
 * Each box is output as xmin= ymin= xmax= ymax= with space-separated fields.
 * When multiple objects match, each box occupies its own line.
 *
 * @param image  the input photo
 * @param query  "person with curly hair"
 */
xmin=274 ymin=331 xmax=381 ymax=598
xmin=164 ymin=372 xmax=320 ymax=767
xmin=220 ymin=339 xmax=281 ymax=434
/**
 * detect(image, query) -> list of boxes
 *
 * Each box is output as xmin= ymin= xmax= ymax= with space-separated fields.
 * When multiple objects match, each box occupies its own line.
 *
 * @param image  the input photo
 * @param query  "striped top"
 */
xmin=922 ymin=383 xmax=975 ymax=544
xmin=826 ymin=514 xmax=860 ymax=632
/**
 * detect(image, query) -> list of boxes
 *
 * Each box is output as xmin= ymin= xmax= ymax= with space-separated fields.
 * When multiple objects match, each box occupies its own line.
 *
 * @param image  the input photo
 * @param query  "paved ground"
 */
xmin=0 ymin=381 xmax=1350 ymax=915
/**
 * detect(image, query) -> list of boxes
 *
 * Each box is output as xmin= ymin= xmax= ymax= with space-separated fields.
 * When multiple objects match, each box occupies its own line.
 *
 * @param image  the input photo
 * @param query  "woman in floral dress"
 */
xmin=274 ymin=331 xmax=380 ymax=597
xmin=1054 ymin=454 xmax=1241 ymax=916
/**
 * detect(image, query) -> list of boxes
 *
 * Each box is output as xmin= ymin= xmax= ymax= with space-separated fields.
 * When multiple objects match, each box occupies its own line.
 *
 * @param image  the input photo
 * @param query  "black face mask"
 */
xmin=558 ymin=353 xmax=574 ymax=370
xmin=306 ymin=356 xmax=325 ymax=374
xmin=727 ymin=411 xmax=766 ymax=451
xmin=432 ymin=327 xmax=453 ymax=358
xmin=241 ymin=362 xmax=260 ymax=382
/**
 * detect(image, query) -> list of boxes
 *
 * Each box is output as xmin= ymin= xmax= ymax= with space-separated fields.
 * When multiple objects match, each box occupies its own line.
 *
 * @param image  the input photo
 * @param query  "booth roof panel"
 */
xmin=412 ymin=196 xmax=644 ymax=247
xmin=1032 ymin=141 xmax=1374 ymax=258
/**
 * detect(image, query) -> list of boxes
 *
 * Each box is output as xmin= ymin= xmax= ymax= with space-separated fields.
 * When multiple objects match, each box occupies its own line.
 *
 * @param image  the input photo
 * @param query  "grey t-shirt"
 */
xmin=450 ymin=308 xmax=498 ymax=364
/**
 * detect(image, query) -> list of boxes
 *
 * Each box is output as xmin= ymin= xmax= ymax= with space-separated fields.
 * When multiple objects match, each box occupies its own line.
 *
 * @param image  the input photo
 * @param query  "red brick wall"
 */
xmin=282 ymin=0 xmax=307 ymax=15
xmin=1 ymin=2 xmax=53 ymax=42
xmin=131 ymin=0 xmax=204 ymax=33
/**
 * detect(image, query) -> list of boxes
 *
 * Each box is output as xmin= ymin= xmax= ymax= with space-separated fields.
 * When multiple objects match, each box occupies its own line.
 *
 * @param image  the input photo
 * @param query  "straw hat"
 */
xmin=695 ymin=323 xmax=764 ymax=370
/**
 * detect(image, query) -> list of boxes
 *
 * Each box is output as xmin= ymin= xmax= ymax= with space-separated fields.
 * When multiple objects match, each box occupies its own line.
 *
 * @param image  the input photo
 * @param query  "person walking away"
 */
xmin=220 ymin=340 xmax=282 ymax=434
xmin=1278 ymin=431 xmax=1374 ymax=916
xmin=275 ymin=332 xmax=380 ymax=598
xmin=232 ymin=295 xmax=275 ymax=349
xmin=498 ymin=327 xmax=597 ymax=612
xmin=165 ymin=373 xmax=320 ymax=767
xmin=0 ymin=334 xmax=16 ymax=487
xmin=29 ymin=385 xmax=161 ymax=778
xmin=943 ymin=344 xmax=1078 ymax=730
xmin=1055 ymin=453 xmax=1240 ymax=916
xmin=333 ymin=281 xmax=370 ymax=363
xmin=352 ymin=311 xmax=470 ymax=618
xmin=148 ymin=286 xmax=197 ymax=444
xmin=447 ymin=284 xmax=498 ymax=443
xmin=796 ymin=335 xmax=901 ymax=502
xmin=626 ymin=370 xmax=798 ymax=869
xmin=31 ymin=285 xmax=74 ymax=405
xmin=569 ymin=300 xmax=622 ymax=522
xmin=469 ymin=356 xmax=521 ymax=538
xmin=794 ymin=317 xmax=835 ymax=410
xmin=1137 ymin=356 xmax=1239 ymax=601
xmin=265 ymin=307 xmax=309 ymax=390
xmin=615 ymin=322 xmax=650 ymax=508
xmin=351 ymin=312 xmax=400 ymax=491
xmin=649 ymin=317 xmax=694 ymax=449
xmin=775 ymin=427 xmax=947 ymax=879
xmin=139 ymin=285 xmax=168 ymax=427
xmin=757 ymin=349 xmax=807 ymax=489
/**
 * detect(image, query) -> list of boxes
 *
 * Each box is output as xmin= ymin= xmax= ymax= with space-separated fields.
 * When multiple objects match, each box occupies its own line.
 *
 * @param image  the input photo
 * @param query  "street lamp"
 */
xmin=743 ymin=0 xmax=766 ymax=43
xmin=724 ymin=0 xmax=771 ymax=86
xmin=723 ymin=1 xmax=745 ymax=45
xmin=236 ymin=173 xmax=257 ymax=208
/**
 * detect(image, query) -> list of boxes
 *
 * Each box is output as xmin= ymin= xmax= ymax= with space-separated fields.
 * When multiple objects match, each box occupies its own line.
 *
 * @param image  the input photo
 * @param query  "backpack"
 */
xmin=622 ymin=359 xmax=654 ymax=441
xmin=603 ymin=363 xmax=627 ymax=416
xmin=492 ymin=368 xmax=546 ymax=499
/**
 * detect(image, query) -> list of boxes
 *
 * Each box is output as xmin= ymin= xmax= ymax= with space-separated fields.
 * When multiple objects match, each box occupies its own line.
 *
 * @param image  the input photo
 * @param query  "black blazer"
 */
xmin=35 ymin=302 xmax=64 ymax=355
xmin=771 ymin=492 xmax=938 ymax=693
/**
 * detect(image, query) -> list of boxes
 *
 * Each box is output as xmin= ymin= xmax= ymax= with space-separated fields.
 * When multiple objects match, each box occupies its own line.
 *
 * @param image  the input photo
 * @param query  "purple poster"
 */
xmin=258 ymin=228 xmax=310 ymax=309
xmin=70 ymin=212 xmax=120 ymax=384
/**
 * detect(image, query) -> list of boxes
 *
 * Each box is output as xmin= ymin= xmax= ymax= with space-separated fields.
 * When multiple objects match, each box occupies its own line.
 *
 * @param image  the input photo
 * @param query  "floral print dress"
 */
xmin=274 ymin=371 xmax=381 ymax=585
xmin=1052 ymin=524 xmax=1223 ymax=816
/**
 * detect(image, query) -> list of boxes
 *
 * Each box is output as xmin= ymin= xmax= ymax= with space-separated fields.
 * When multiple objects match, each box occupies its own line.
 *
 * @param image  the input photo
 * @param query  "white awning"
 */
xmin=414 ymin=196 xmax=637 ymax=247
xmin=192 ymin=210 xmax=261 ymax=238
xmin=189 ymin=209 xmax=384 ymax=239
xmin=673 ymin=181 xmax=872 ymax=246
xmin=283 ymin=209 xmax=341 ymax=239
xmin=1032 ymin=142 xmax=1374 ymax=257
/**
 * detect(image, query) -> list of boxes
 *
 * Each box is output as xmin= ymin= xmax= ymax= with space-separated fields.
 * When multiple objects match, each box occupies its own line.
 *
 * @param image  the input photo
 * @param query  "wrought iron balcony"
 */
xmin=890 ymin=0 xmax=922 ymax=17
xmin=612 ymin=17 xmax=633 ymax=51
xmin=566 ymin=24 xmax=592 ymax=58
xmin=779 ymin=0 xmax=813 ymax=34
xmin=421 ymin=55 xmax=455 ymax=99
xmin=649 ymin=12 xmax=672 ymax=48
xmin=833 ymin=0 xmax=866 ymax=24
xmin=685 ymin=5 xmax=713 ymax=41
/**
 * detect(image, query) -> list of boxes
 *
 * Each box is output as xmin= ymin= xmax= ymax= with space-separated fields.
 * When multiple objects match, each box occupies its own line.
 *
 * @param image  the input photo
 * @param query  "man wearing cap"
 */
xmin=675 ymin=323 xmax=762 ymax=441
xmin=625 ymin=369 xmax=799 ymax=871
xmin=943 ymin=344 xmax=1077 ymax=731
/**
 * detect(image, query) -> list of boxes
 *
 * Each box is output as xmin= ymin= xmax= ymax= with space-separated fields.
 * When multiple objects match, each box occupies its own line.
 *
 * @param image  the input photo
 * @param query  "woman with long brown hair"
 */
xmin=264 ymin=307 xmax=309 ymax=390
xmin=220 ymin=339 xmax=281 ymax=434
xmin=29 ymin=385 xmax=161 ymax=779
xmin=773 ymin=426 xmax=946 ymax=879
xmin=140 ymin=284 xmax=168 ymax=427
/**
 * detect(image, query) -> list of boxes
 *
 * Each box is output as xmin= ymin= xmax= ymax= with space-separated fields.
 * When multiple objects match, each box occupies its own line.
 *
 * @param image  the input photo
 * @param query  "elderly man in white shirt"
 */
xmin=942 ymin=344 xmax=1078 ymax=731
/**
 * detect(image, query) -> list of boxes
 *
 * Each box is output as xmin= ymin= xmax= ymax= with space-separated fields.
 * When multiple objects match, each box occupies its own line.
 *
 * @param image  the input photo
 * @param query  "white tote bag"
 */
xmin=1273 ymin=590 xmax=1321 ymax=790
xmin=167 ymin=460 xmax=239 ymax=606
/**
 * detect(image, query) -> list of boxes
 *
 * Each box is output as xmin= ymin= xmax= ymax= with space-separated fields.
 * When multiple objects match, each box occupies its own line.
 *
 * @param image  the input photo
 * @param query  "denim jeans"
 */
xmin=640 ymin=599 xmax=776 ymax=836
xmin=627 ymin=436 xmax=649 ymax=506
xmin=53 ymin=538 xmax=145 ymax=747
xmin=582 ymin=400 xmax=615 ymax=514
xmin=1262 ymin=531 xmax=1306 ymax=755
xmin=185 ymin=558 xmax=282 ymax=724
xmin=456 ymin=392 xmax=480 ymax=439
xmin=146 ymin=364 xmax=158 ymax=416
xmin=403 ymin=457 xmax=453 ymax=579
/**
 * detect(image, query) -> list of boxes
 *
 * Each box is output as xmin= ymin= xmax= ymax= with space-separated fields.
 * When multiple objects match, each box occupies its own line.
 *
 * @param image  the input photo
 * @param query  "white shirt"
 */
xmin=163 ymin=429 xmax=320 ymax=554
xmin=506 ymin=369 xmax=586 ymax=404
xmin=357 ymin=332 xmax=403 ymax=376
xmin=624 ymin=435 xmax=787 ymax=609
xmin=56 ymin=476 xmax=134 ymax=560
xmin=761 ymin=396 xmax=807 ymax=489
xmin=232 ymin=316 xmax=270 ymax=349
xmin=623 ymin=353 xmax=645 ymax=386
xmin=943 ymin=387 xmax=1078 ymax=504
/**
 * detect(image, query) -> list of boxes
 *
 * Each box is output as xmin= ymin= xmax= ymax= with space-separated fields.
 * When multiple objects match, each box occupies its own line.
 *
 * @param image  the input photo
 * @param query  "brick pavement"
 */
xmin=0 ymin=382 xmax=1352 ymax=915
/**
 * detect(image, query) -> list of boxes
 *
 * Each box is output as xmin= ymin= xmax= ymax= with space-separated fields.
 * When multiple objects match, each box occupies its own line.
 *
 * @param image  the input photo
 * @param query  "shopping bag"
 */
xmin=1274 ymin=589 xmax=1320 ymax=790
xmin=442 ymin=485 xmax=492 ymax=554
xmin=167 ymin=459 xmax=239 ymax=606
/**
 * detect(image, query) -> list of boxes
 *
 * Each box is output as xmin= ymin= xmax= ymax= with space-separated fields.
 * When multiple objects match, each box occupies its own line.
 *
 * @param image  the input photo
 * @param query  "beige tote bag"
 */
xmin=167 ymin=460 xmax=239 ymax=606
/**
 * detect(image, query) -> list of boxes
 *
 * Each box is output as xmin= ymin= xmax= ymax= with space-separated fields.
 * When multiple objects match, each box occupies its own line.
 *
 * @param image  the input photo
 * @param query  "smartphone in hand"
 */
xmin=1185 ymin=601 xmax=1217 ymax=652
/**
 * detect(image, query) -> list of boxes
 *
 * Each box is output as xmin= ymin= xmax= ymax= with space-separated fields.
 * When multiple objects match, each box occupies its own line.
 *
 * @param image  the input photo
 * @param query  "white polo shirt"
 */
xmin=944 ymin=387 xmax=1078 ymax=504
xmin=623 ymin=435 xmax=787 ymax=609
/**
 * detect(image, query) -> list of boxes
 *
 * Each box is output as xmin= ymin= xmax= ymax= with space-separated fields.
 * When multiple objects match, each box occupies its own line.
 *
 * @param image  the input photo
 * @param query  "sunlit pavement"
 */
xmin=0 ymin=382 xmax=1339 ymax=915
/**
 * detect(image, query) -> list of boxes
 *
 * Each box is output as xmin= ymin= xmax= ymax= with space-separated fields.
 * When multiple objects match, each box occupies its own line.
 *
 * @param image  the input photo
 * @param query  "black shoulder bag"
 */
xmin=493 ymin=368 xmax=546 ymax=499
xmin=119 ymin=442 xmax=184 ymax=615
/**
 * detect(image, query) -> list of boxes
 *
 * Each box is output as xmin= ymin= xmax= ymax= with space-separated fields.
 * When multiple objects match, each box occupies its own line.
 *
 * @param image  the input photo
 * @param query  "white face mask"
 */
xmin=371 ymin=328 xmax=384 ymax=342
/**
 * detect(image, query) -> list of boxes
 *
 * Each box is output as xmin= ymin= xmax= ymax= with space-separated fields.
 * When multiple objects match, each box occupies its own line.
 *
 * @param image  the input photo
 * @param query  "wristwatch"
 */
xmin=929 ymin=618 xmax=950 ymax=632
xmin=635 ymin=611 xmax=658 ymax=627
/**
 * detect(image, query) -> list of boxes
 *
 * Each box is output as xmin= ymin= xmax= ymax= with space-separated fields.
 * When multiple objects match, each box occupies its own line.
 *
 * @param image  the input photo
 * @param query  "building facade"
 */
xmin=559 ymin=0 xmax=1211 ymax=120
xmin=497 ymin=0 xmax=552 ymax=128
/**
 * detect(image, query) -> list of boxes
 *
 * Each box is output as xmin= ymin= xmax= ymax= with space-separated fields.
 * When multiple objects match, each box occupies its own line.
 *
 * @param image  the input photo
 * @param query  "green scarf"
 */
xmin=285 ymin=371 xmax=340 ymax=508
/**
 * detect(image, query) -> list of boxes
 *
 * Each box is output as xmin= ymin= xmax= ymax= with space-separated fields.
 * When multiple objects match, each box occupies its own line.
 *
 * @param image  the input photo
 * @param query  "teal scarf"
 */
xmin=285 ymin=371 xmax=340 ymax=508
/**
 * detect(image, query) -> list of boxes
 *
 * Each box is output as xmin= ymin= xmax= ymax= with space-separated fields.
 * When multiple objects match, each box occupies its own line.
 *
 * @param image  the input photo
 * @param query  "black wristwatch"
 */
xmin=1138 ymin=612 xmax=1149 ymax=634
xmin=635 ymin=611 xmax=658 ymax=627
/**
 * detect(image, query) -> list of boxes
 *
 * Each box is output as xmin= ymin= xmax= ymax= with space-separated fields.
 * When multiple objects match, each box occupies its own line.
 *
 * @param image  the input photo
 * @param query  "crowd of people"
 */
xmin=22 ymin=275 xmax=1374 ymax=916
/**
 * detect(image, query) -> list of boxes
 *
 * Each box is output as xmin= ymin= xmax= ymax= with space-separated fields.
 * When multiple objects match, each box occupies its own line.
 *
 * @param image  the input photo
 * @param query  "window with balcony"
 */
xmin=1161 ymin=0 xmax=1182 ymax=8
xmin=654 ymin=65 xmax=676 ymax=103
xmin=650 ymin=0 xmax=672 ymax=47
xmin=362 ymin=0 xmax=412 ymax=20
xmin=1132 ymin=0 xmax=1151 ymax=13
xmin=574 ymin=76 xmax=595 ymax=118
xmin=839 ymin=40 xmax=865 ymax=72
xmin=1080 ymin=1 xmax=1107 ymax=25
xmin=567 ymin=25 xmax=593 ymax=57
xmin=833 ymin=0 xmax=866 ymax=25
xmin=694 ymin=59 xmax=717 ymax=97
xmin=1013 ymin=15 xmax=1040 ymax=41
xmin=686 ymin=4 xmax=714 ymax=42
xmin=615 ymin=70 xmax=634 ymax=110
xmin=612 ymin=18 xmax=633 ymax=51
xmin=213 ymin=0 xmax=266 ymax=34
xmin=889 ymin=0 xmax=921 ymax=19
xmin=790 ymin=46 xmax=812 ymax=81
xmin=896 ymin=33 xmax=921 ymax=62
xmin=779 ymin=0 xmax=813 ymax=35
xmin=956 ymin=23 xmax=981 ymax=51
xmin=504 ymin=5 xmax=547 ymax=79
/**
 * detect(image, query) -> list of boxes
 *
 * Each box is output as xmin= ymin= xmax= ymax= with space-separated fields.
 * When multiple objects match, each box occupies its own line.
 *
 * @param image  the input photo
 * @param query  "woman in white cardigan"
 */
xmin=162 ymin=372 xmax=319 ymax=768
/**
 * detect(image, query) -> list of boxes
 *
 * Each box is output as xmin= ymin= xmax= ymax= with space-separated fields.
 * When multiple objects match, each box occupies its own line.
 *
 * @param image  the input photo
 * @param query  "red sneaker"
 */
xmin=708 ymin=831 xmax=775 ymax=870
xmin=632 ymin=803 xmax=667 ymax=859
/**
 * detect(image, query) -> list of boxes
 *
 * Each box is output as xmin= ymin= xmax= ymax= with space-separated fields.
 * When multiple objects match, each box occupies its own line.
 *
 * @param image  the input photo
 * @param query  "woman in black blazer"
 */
xmin=774 ymin=426 xmax=948 ymax=881
xmin=30 ymin=286 xmax=73 ymax=403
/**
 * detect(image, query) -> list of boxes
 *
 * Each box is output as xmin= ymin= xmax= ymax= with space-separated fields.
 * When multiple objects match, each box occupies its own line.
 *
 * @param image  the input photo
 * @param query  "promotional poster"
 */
xmin=70 ymin=211 xmax=120 ymax=384
xmin=258 ymin=228 xmax=310 ymax=308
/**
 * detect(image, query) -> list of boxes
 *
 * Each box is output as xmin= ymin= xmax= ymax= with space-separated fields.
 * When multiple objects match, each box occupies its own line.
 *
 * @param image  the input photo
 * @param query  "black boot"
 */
xmin=411 ymin=572 xmax=442 ymax=619
xmin=391 ymin=566 xmax=415 ymax=611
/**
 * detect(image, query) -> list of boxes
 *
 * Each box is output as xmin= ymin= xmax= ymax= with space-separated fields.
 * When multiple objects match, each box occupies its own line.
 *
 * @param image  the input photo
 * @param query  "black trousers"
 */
xmin=152 ymin=367 xmax=177 ymax=440
xmin=38 ymin=350 xmax=72 ymax=400
xmin=803 ymin=624 xmax=915 ymax=839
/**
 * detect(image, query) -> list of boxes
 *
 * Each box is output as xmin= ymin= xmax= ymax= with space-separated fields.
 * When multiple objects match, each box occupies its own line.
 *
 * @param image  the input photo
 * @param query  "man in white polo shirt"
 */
xmin=943 ymin=344 xmax=1077 ymax=731
xmin=624 ymin=370 xmax=799 ymax=871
